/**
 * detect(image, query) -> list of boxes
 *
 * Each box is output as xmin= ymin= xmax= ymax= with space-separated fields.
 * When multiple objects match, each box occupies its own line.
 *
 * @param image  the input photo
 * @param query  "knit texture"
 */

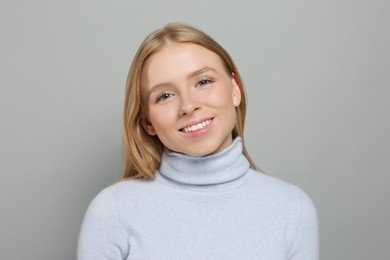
xmin=78 ymin=138 xmax=319 ymax=259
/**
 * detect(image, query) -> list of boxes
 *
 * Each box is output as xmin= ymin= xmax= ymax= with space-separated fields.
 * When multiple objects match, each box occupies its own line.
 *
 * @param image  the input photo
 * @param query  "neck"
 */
xmin=158 ymin=137 xmax=250 ymax=186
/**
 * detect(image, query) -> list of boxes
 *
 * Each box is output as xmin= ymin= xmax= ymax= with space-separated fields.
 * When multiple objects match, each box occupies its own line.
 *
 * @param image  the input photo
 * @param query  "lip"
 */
xmin=179 ymin=117 xmax=214 ymax=131
xmin=179 ymin=117 xmax=214 ymax=138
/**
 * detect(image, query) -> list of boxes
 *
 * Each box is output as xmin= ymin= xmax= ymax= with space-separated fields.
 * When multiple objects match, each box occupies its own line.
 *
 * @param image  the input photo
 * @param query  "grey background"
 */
xmin=1 ymin=0 xmax=389 ymax=259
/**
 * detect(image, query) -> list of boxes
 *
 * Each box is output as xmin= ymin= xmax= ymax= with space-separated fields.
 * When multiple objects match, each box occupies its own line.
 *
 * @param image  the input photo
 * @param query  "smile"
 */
xmin=181 ymin=119 xmax=212 ymax=133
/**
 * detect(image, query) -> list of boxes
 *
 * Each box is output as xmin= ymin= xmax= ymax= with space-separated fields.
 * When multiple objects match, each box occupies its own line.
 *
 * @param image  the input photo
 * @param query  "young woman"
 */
xmin=78 ymin=23 xmax=319 ymax=259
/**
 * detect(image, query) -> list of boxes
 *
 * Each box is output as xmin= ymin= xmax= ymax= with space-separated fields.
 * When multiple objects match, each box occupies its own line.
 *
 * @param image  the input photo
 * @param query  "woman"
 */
xmin=78 ymin=23 xmax=319 ymax=259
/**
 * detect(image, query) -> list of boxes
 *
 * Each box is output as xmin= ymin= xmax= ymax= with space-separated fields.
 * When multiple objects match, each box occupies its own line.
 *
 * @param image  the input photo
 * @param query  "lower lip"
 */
xmin=181 ymin=120 xmax=213 ymax=137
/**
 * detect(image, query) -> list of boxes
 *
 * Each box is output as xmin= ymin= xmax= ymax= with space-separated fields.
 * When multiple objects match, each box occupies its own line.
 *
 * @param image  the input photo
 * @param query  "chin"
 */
xmin=180 ymin=145 xmax=221 ymax=157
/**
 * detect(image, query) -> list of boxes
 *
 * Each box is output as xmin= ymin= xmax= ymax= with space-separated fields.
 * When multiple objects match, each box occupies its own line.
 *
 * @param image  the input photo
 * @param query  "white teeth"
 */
xmin=183 ymin=120 xmax=211 ymax=133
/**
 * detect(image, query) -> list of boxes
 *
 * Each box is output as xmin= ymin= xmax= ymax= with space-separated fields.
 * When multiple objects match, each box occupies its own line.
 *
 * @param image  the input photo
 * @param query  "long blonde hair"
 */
xmin=123 ymin=22 xmax=258 ymax=179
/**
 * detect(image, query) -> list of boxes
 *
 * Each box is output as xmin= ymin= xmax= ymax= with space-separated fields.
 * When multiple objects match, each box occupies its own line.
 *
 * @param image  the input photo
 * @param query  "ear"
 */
xmin=231 ymin=75 xmax=241 ymax=107
xmin=140 ymin=117 xmax=157 ymax=136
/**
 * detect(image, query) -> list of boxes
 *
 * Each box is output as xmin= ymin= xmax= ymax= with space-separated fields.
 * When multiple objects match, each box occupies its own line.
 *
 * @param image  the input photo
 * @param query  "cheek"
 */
xmin=207 ymin=86 xmax=235 ymax=107
xmin=148 ymin=105 xmax=177 ymax=130
xmin=149 ymin=111 xmax=164 ymax=128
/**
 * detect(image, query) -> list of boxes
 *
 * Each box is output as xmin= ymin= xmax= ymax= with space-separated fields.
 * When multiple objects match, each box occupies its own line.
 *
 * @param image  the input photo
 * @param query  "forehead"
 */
xmin=141 ymin=42 xmax=226 ymax=86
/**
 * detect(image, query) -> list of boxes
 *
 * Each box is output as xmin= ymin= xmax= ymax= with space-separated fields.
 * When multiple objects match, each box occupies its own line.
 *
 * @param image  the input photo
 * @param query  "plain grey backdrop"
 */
xmin=1 ymin=0 xmax=389 ymax=259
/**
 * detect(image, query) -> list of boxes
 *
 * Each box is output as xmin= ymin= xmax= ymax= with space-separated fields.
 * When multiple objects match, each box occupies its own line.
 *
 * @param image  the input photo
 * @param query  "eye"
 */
xmin=197 ymin=79 xmax=213 ymax=87
xmin=156 ymin=92 xmax=174 ymax=103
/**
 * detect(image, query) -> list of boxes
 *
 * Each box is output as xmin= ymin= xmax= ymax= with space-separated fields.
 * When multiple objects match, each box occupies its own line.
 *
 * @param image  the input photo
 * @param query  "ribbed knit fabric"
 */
xmin=78 ymin=138 xmax=319 ymax=260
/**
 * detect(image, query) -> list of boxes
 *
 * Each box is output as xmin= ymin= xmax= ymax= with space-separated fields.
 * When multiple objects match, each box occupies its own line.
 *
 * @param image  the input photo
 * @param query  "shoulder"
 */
xmin=247 ymin=169 xmax=310 ymax=195
xmin=245 ymin=169 xmax=317 ymax=216
xmin=91 ymin=178 xmax=163 ymax=207
xmin=79 ymin=179 xmax=155 ymax=254
xmin=78 ymin=182 xmax=139 ymax=258
xmin=106 ymin=178 xmax=153 ymax=195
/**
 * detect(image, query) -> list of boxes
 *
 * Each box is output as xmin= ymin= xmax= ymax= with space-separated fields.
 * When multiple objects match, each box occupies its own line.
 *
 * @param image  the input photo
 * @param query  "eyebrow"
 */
xmin=147 ymin=67 xmax=218 ymax=98
xmin=185 ymin=67 xmax=217 ymax=80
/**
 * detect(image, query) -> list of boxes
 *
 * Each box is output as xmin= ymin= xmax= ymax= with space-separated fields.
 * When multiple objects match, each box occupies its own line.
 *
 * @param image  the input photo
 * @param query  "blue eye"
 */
xmin=156 ymin=92 xmax=173 ymax=102
xmin=197 ymin=79 xmax=213 ymax=87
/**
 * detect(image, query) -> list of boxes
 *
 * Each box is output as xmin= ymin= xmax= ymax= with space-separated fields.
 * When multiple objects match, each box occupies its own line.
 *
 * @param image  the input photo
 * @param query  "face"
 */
xmin=140 ymin=42 xmax=241 ymax=156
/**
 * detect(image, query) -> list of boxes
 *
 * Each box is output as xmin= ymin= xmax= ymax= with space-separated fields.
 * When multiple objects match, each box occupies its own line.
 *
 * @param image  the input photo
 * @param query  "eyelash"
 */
xmin=155 ymin=78 xmax=214 ymax=103
xmin=197 ymin=79 xmax=213 ymax=87
xmin=156 ymin=92 xmax=174 ymax=103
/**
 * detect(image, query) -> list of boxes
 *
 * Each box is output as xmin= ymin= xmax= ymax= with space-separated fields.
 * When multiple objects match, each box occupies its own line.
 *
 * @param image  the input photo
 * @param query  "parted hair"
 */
xmin=123 ymin=22 xmax=258 ymax=179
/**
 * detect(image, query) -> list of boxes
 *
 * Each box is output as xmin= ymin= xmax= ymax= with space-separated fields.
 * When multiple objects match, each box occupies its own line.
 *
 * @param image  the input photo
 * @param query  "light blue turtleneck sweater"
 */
xmin=78 ymin=138 xmax=319 ymax=259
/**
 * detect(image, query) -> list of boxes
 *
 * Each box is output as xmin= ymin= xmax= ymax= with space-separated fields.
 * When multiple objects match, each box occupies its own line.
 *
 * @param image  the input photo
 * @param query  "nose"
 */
xmin=178 ymin=91 xmax=200 ymax=118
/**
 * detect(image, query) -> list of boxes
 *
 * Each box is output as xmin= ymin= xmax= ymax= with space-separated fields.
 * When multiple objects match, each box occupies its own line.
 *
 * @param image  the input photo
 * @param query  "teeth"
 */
xmin=183 ymin=120 xmax=211 ymax=133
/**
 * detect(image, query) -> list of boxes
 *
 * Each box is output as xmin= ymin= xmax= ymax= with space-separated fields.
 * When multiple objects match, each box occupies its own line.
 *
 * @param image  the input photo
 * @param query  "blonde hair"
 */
xmin=123 ymin=22 xmax=258 ymax=179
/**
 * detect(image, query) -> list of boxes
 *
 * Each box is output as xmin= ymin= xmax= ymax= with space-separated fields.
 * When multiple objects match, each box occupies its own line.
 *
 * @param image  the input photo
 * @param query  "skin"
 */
xmin=141 ymin=42 xmax=241 ymax=156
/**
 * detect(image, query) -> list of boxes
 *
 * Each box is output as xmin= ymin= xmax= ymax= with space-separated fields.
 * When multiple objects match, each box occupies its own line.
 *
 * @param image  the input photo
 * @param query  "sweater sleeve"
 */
xmin=288 ymin=189 xmax=319 ymax=260
xmin=78 ymin=189 xmax=128 ymax=260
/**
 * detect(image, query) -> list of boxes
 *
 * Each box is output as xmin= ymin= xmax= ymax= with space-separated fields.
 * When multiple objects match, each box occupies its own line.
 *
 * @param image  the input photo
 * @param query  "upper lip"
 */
xmin=179 ymin=117 xmax=214 ymax=131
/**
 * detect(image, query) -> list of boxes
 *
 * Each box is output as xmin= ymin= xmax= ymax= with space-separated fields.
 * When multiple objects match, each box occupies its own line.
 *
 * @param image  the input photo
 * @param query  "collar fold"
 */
xmin=159 ymin=138 xmax=250 ymax=186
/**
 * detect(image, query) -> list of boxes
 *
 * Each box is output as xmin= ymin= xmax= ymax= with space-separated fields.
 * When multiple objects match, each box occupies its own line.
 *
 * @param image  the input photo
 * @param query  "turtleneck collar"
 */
xmin=158 ymin=137 xmax=250 ymax=186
